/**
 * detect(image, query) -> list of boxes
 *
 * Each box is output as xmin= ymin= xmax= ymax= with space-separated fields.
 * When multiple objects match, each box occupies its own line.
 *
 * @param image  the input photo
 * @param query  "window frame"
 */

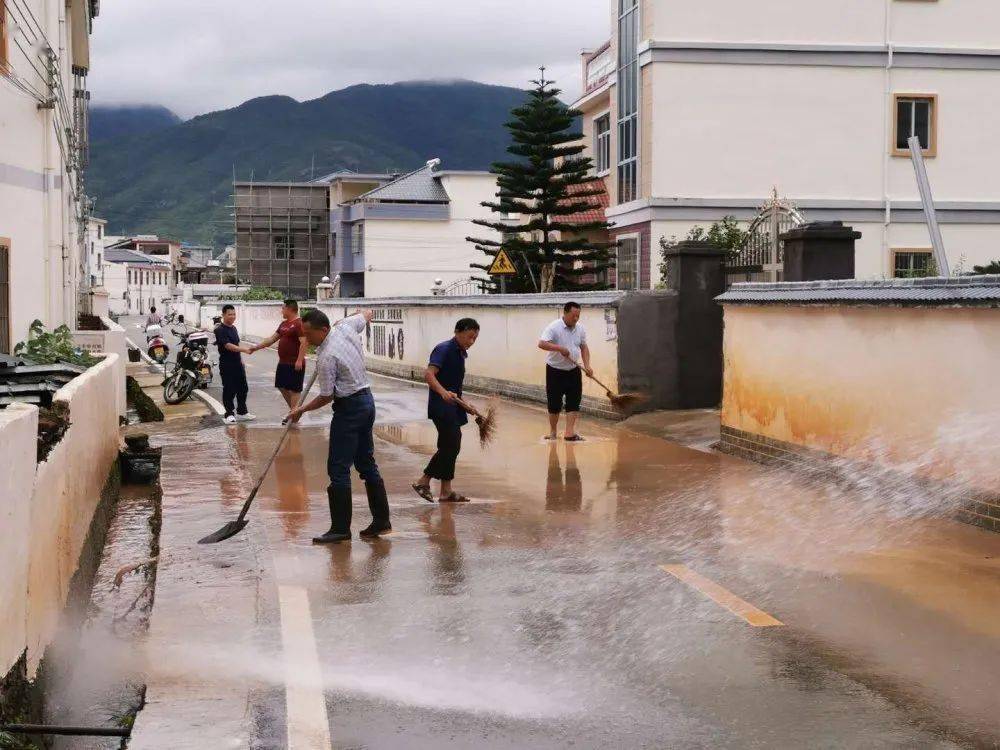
xmin=616 ymin=0 xmax=640 ymax=204
xmin=615 ymin=232 xmax=642 ymax=291
xmin=593 ymin=111 xmax=612 ymax=177
xmin=0 ymin=1 xmax=8 ymax=74
xmin=273 ymin=234 xmax=292 ymax=260
xmin=352 ymin=223 xmax=364 ymax=256
xmin=892 ymin=93 xmax=938 ymax=158
xmin=0 ymin=236 xmax=10 ymax=354
xmin=891 ymin=248 xmax=934 ymax=279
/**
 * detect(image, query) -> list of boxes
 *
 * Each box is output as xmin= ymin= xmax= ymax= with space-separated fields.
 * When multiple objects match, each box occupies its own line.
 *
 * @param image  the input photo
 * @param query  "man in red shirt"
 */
xmin=250 ymin=299 xmax=307 ymax=409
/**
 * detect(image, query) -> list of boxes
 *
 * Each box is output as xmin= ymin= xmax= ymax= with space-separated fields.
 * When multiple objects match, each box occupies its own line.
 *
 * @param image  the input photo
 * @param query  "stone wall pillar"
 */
xmin=618 ymin=240 xmax=726 ymax=410
xmin=781 ymin=221 xmax=860 ymax=282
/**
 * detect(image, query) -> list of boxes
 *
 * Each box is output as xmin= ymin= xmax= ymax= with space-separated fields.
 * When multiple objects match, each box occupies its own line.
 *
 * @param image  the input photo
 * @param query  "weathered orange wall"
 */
xmin=721 ymin=305 xmax=1000 ymax=491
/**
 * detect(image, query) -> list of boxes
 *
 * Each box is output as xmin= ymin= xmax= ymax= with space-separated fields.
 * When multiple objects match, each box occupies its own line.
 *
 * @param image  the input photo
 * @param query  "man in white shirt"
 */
xmin=537 ymin=301 xmax=593 ymax=442
xmin=288 ymin=308 xmax=391 ymax=544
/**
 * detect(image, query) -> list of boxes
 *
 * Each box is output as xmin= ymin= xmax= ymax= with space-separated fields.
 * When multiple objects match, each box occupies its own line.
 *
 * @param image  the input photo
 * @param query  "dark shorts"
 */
xmin=546 ymin=365 xmax=583 ymax=414
xmin=275 ymin=363 xmax=305 ymax=392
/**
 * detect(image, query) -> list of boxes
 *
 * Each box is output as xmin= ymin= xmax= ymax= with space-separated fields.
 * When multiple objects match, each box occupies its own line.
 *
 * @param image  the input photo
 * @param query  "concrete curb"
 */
xmin=126 ymin=336 xmax=226 ymax=417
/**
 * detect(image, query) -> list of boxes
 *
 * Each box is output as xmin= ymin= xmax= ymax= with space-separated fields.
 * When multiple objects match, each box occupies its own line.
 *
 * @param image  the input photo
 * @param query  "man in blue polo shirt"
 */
xmin=412 ymin=318 xmax=480 ymax=503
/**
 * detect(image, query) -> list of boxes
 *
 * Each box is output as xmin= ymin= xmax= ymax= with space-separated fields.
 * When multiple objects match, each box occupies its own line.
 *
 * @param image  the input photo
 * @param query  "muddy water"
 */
xmin=119 ymin=362 xmax=1000 ymax=748
xmin=43 ymin=482 xmax=160 ymax=749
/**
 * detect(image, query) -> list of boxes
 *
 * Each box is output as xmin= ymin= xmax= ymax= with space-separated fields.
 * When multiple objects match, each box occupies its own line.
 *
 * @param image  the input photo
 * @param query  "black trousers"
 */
xmin=424 ymin=418 xmax=463 ymax=481
xmin=220 ymin=362 xmax=248 ymax=417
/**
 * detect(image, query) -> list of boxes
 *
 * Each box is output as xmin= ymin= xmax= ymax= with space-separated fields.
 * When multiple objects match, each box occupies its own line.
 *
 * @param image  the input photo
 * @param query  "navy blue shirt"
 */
xmin=215 ymin=324 xmax=243 ymax=369
xmin=428 ymin=338 xmax=468 ymax=426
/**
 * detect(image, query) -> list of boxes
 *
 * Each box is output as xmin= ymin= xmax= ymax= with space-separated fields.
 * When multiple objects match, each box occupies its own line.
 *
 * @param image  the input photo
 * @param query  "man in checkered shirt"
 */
xmin=288 ymin=308 xmax=391 ymax=543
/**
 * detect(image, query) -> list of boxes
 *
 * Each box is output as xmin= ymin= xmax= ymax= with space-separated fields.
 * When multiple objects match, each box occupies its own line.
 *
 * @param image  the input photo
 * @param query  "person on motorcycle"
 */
xmin=249 ymin=299 xmax=307 ymax=410
xmin=146 ymin=306 xmax=162 ymax=327
xmin=215 ymin=304 xmax=256 ymax=424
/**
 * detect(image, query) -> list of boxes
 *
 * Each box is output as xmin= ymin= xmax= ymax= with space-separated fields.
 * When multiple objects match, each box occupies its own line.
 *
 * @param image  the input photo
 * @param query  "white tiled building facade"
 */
xmin=0 ymin=0 xmax=98 ymax=351
xmin=574 ymin=0 xmax=1000 ymax=285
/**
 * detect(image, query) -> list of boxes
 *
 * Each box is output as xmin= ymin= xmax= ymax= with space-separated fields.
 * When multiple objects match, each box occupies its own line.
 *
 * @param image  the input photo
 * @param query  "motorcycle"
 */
xmin=163 ymin=327 xmax=214 ymax=404
xmin=144 ymin=324 xmax=169 ymax=364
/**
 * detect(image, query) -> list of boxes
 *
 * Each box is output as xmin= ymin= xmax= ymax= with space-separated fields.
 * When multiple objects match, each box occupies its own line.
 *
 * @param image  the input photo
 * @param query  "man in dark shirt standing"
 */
xmin=215 ymin=304 xmax=256 ymax=424
xmin=412 ymin=318 xmax=480 ymax=503
xmin=250 ymin=299 xmax=307 ymax=409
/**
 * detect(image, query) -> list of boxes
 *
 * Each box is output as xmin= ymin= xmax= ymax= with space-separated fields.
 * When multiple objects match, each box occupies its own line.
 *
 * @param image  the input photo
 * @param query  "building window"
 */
xmin=616 ymin=236 xmax=640 ymax=290
xmin=893 ymin=250 xmax=934 ymax=278
xmin=274 ymin=235 xmax=292 ymax=260
xmin=893 ymin=94 xmax=937 ymax=157
xmin=594 ymin=114 xmax=611 ymax=175
xmin=617 ymin=0 xmax=640 ymax=204
xmin=352 ymin=224 xmax=364 ymax=256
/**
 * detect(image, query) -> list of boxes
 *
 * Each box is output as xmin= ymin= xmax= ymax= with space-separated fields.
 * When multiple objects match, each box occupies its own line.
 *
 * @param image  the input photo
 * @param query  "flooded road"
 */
xmin=127 ymin=340 xmax=1000 ymax=749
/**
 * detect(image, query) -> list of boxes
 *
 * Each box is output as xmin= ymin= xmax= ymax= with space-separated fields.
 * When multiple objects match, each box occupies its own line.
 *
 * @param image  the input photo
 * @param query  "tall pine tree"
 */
xmin=467 ymin=70 xmax=615 ymax=293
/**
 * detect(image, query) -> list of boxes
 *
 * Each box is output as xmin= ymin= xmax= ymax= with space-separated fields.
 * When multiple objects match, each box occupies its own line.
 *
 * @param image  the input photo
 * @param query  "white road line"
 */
xmin=126 ymin=334 xmax=226 ymax=415
xmin=278 ymin=584 xmax=333 ymax=750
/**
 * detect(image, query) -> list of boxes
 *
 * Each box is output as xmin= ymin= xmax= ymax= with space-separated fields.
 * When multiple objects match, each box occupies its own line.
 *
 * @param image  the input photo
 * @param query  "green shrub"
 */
xmin=14 ymin=320 xmax=98 ymax=368
xmin=231 ymin=286 xmax=285 ymax=301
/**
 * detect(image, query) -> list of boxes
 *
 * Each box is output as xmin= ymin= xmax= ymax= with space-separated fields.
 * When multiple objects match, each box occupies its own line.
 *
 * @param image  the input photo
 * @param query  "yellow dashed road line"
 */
xmin=660 ymin=564 xmax=784 ymax=628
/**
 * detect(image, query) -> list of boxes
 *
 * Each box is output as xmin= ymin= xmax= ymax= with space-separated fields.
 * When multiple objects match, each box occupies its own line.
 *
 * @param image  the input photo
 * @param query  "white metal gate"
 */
xmin=726 ymin=189 xmax=803 ymax=286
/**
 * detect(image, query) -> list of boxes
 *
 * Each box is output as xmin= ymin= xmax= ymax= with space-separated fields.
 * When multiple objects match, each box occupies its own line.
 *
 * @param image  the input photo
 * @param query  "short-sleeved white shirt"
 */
xmin=540 ymin=317 xmax=587 ymax=371
xmin=316 ymin=314 xmax=370 ymax=399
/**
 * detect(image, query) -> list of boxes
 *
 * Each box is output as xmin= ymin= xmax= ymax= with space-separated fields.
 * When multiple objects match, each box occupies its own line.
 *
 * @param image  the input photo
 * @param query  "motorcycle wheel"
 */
xmin=163 ymin=370 xmax=197 ymax=404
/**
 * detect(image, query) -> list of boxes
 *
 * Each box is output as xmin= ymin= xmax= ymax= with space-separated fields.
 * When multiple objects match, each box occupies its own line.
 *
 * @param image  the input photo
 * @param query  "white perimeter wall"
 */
xmin=0 ymin=354 xmax=121 ymax=678
xmin=0 ymin=405 xmax=37 ymax=677
xmin=192 ymin=297 xmax=623 ymax=407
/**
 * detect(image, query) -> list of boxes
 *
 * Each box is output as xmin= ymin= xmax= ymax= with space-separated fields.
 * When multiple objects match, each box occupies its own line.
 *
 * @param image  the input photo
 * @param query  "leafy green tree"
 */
xmin=658 ymin=216 xmax=748 ymax=282
xmin=467 ymin=71 xmax=615 ymax=292
xmin=972 ymin=260 xmax=1000 ymax=275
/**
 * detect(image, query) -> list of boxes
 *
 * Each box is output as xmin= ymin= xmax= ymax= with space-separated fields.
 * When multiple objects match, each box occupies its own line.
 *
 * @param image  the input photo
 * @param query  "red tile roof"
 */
xmin=561 ymin=179 xmax=610 ymax=226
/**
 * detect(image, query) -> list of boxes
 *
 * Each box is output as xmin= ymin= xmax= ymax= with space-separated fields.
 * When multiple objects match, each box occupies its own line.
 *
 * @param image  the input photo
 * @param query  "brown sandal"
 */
xmin=412 ymin=483 xmax=435 ymax=503
xmin=439 ymin=492 xmax=470 ymax=503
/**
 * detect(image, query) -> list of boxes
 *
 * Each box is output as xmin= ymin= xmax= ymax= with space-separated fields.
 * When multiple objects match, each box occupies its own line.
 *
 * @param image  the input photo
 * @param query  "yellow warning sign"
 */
xmin=487 ymin=248 xmax=517 ymax=275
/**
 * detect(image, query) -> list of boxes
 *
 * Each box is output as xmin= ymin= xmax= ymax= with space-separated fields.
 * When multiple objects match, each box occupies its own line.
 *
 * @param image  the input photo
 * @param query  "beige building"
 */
xmin=574 ymin=0 xmax=1000 ymax=284
xmin=0 ymin=0 xmax=98 ymax=352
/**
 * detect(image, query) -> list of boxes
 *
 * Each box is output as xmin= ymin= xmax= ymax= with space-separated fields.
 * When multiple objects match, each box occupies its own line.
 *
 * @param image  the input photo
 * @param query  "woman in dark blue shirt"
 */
xmin=412 ymin=318 xmax=480 ymax=503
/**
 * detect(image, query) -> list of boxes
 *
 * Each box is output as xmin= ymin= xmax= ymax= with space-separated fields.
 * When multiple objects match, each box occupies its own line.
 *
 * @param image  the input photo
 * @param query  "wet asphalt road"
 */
xmin=130 ymin=326 xmax=1000 ymax=749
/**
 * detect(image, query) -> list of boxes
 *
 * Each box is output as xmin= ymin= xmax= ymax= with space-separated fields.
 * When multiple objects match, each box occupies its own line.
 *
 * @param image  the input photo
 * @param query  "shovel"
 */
xmin=565 ymin=356 xmax=647 ymax=412
xmin=199 ymin=369 xmax=318 ymax=544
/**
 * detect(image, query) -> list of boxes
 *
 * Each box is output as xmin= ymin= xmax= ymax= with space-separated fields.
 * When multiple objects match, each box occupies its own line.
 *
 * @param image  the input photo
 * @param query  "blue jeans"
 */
xmin=327 ymin=390 xmax=381 ymax=490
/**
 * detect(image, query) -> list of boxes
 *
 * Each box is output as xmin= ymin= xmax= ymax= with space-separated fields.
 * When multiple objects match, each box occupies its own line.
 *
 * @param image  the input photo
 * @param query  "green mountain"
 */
xmin=87 ymin=80 xmax=527 ymax=247
xmin=90 ymin=105 xmax=182 ymax=142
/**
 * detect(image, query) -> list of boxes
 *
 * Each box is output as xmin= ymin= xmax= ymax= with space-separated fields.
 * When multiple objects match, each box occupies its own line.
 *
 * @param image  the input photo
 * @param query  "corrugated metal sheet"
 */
xmin=717 ymin=276 xmax=1000 ymax=304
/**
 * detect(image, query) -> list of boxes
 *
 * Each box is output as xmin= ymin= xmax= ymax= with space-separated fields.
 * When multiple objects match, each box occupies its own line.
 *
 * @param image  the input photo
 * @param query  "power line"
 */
xmin=9 ymin=0 xmax=47 ymax=45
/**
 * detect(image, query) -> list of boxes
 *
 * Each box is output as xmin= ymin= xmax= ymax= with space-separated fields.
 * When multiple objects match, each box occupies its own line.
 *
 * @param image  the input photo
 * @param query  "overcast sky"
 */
xmin=88 ymin=0 xmax=610 ymax=119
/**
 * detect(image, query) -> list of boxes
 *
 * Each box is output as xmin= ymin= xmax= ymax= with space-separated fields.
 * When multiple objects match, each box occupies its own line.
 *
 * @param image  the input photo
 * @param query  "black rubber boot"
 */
xmin=313 ymin=485 xmax=352 ymax=544
xmin=360 ymin=479 xmax=392 ymax=538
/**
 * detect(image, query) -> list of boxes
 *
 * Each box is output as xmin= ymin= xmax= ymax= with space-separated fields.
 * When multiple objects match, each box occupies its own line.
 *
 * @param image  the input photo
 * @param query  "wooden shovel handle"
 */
xmin=567 ymin=357 xmax=614 ymax=394
xmin=454 ymin=397 xmax=481 ymax=418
